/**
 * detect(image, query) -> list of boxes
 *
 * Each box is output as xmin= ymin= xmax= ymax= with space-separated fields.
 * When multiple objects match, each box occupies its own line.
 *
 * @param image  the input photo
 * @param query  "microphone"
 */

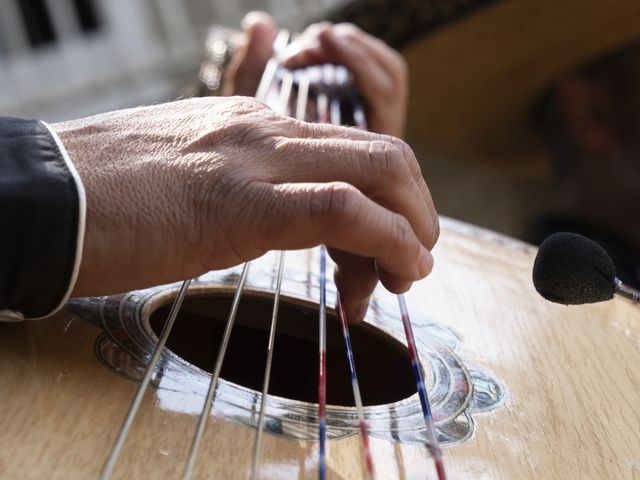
xmin=532 ymin=232 xmax=640 ymax=305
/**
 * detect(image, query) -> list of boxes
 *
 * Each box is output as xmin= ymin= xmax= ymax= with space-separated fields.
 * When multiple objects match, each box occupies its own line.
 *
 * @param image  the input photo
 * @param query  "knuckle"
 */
xmin=214 ymin=101 xmax=289 ymax=146
xmin=391 ymin=215 xmax=414 ymax=250
xmin=368 ymin=141 xmax=408 ymax=182
xmin=335 ymin=23 xmax=363 ymax=40
xmin=290 ymin=117 xmax=314 ymax=137
xmin=390 ymin=137 xmax=422 ymax=179
xmin=223 ymin=96 xmax=268 ymax=117
xmin=328 ymin=183 xmax=359 ymax=217
xmin=273 ymin=136 xmax=307 ymax=161
xmin=312 ymin=182 xmax=361 ymax=221
xmin=268 ymin=110 xmax=304 ymax=135
xmin=392 ymin=137 xmax=413 ymax=158
xmin=407 ymin=155 xmax=423 ymax=180
xmin=306 ymin=21 xmax=332 ymax=36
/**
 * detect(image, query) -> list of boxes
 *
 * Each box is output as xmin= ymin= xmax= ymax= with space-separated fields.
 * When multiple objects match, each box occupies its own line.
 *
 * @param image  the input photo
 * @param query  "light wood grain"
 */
xmin=0 ymin=217 xmax=638 ymax=479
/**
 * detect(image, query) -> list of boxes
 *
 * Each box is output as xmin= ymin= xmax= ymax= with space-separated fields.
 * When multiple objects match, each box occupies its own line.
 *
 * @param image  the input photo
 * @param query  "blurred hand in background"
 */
xmin=223 ymin=11 xmax=408 ymax=138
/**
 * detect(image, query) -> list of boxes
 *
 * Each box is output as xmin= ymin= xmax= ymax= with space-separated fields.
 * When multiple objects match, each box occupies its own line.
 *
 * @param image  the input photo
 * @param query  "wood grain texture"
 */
xmin=0 ymin=217 xmax=638 ymax=479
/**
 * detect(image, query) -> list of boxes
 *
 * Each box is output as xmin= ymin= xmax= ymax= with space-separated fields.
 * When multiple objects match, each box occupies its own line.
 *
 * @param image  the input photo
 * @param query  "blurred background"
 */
xmin=0 ymin=0 xmax=342 ymax=121
xmin=1 ymin=0 xmax=639 ymax=285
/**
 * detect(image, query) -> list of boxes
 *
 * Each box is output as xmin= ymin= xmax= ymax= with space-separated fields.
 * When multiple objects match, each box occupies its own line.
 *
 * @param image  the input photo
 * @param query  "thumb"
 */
xmin=224 ymin=12 xmax=277 ymax=96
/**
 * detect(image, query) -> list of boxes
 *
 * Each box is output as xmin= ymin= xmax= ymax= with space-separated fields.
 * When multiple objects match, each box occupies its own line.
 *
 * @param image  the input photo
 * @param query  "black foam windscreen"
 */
xmin=532 ymin=232 xmax=617 ymax=305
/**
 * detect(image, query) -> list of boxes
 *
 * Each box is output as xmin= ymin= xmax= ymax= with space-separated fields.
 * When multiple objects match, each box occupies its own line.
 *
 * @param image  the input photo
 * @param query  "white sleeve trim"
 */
xmin=28 ymin=121 xmax=87 ymax=320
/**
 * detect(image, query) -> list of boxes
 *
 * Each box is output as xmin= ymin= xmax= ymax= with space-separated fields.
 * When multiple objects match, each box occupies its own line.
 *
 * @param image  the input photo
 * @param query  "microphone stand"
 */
xmin=614 ymin=278 xmax=640 ymax=304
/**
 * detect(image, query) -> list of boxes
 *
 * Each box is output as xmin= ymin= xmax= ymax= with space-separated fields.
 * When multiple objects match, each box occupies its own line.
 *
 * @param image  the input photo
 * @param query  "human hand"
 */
xmin=222 ymin=12 xmax=277 ymax=98
xmin=53 ymin=97 xmax=438 ymax=322
xmin=224 ymin=12 xmax=408 ymax=137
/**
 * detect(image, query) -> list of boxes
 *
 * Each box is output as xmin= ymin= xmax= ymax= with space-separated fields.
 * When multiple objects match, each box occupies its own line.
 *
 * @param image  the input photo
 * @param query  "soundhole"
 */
xmin=149 ymin=292 xmax=416 ymax=406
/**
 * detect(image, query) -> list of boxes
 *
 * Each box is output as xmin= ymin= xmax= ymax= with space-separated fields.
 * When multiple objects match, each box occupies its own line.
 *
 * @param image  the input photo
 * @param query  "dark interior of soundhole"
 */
xmin=150 ymin=292 xmax=415 ymax=406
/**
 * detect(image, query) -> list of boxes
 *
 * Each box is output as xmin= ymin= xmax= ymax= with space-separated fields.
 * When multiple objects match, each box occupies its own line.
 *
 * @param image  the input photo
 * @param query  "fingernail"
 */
xmin=418 ymin=247 xmax=433 ymax=277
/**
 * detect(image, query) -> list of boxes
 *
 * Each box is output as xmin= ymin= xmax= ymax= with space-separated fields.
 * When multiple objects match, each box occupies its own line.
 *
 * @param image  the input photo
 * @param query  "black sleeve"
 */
xmin=0 ymin=117 xmax=85 ymax=320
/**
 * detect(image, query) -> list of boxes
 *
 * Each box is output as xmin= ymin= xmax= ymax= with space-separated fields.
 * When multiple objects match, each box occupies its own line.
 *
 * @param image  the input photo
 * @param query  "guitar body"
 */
xmin=1 ymin=217 xmax=638 ymax=479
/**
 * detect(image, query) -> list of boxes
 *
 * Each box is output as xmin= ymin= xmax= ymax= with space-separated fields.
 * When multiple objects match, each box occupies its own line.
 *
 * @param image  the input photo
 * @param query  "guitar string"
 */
xmin=291 ymin=69 xmax=331 ymax=480
xmin=314 ymin=76 xmax=330 ymax=480
xmin=249 ymin=251 xmax=286 ymax=480
xmin=100 ymin=278 xmax=192 ymax=480
xmin=100 ymin=28 xmax=440 ymax=480
xmin=183 ymin=30 xmax=292 ymax=480
xmin=336 ymin=299 xmax=375 ymax=479
xmin=255 ymin=30 xmax=291 ymax=103
xmin=181 ymin=262 xmax=250 ymax=480
xmin=344 ymin=70 xmax=446 ymax=480
xmin=318 ymin=244 xmax=328 ymax=480
xmin=249 ymin=58 xmax=365 ymax=480
xmin=100 ymin=31 xmax=290 ymax=480
xmin=249 ymin=68 xmax=295 ymax=480
xmin=294 ymin=68 xmax=310 ymax=124
xmin=325 ymin=64 xmax=375 ymax=480
xmin=397 ymin=295 xmax=446 ymax=480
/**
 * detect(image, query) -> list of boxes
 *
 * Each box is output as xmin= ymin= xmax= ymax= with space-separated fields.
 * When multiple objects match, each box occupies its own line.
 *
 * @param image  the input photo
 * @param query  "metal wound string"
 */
xmin=182 ymin=263 xmax=251 ymax=479
xmin=249 ymin=251 xmax=286 ymax=480
xmin=100 ymin=278 xmax=192 ymax=480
